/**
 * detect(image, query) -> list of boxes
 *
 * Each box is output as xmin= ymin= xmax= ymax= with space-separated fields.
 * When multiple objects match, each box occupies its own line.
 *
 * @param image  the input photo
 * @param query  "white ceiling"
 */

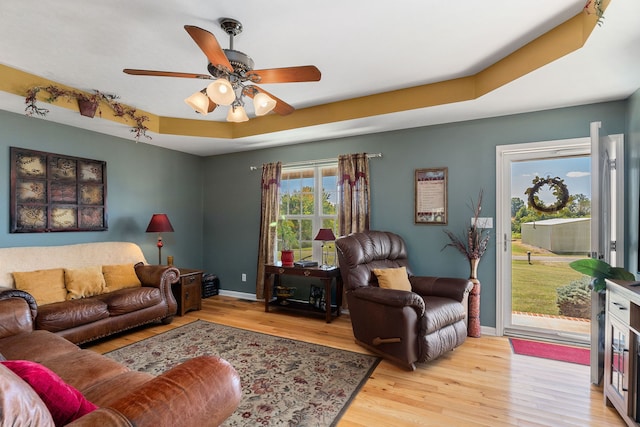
xmin=1 ymin=0 xmax=639 ymax=156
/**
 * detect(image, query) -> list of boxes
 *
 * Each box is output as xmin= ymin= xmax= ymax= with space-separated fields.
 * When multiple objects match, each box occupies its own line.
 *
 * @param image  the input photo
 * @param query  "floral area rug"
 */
xmin=105 ymin=320 xmax=380 ymax=426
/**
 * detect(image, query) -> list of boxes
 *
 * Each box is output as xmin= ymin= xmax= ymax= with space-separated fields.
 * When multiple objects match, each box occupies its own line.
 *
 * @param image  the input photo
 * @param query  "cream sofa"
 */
xmin=0 ymin=242 xmax=178 ymax=344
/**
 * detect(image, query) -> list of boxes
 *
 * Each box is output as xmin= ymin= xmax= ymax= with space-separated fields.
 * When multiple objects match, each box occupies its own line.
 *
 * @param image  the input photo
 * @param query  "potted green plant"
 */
xmin=278 ymin=216 xmax=296 ymax=267
xmin=569 ymin=258 xmax=635 ymax=357
xmin=568 ymin=258 xmax=635 ymax=292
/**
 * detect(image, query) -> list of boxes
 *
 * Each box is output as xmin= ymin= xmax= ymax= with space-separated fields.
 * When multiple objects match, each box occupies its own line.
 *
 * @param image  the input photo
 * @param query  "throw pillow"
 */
xmin=12 ymin=268 xmax=67 ymax=306
xmin=102 ymin=264 xmax=142 ymax=292
xmin=0 ymin=360 xmax=97 ymax=426
xmin=0 ymin=363 xmax=55 ymax=427
xmin=372 ymin=266 xmax=412 ymax=291
xmin=64 ymin=266 xmax=107 ymax=300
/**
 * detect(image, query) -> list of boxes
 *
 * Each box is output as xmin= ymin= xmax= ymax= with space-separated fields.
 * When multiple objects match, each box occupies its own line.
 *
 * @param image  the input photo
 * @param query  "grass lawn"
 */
xmin=511 ymin=240 xmax=587 ymax=315
xmin=511 ymin=260 xmax=584 ymax=315
xmin=511 ymin=240 xmax=564 ymax=257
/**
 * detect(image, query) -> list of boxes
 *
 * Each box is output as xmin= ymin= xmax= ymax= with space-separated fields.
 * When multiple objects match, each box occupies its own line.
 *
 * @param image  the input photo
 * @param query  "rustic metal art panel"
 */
xmin=10 ymin=147 xmax=107 ymax=232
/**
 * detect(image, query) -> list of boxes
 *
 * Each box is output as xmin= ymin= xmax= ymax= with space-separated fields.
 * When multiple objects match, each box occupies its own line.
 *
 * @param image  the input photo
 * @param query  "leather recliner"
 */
xmin=336 ymin=230 xmax=473 ymax=370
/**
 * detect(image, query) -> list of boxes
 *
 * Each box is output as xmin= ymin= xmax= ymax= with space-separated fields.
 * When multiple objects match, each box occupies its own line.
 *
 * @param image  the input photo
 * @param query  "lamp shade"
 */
xmin=206 ymin=78 xmax=235 ymax=105
xmin=146 ymin=214 xmax=174 ymax=233
xmin=314 ymin=228 xmax=336 ymax=241
xmin=227 ymin=105 xmax=249 ymax=123
xmin=253 ymin=92 xmax=277 ymax=116
xmin=184 ymin=91 xmax=210 ymax=115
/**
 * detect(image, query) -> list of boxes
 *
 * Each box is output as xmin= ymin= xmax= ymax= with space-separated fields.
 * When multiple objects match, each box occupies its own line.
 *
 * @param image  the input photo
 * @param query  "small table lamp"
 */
xmin=146 ymin=213 xmax=174 ymax=264
xmin=314 ymin=228 xmax=336 ymax=269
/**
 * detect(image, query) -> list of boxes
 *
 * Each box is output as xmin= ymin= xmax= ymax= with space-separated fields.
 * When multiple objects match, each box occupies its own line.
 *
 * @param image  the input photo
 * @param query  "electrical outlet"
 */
xmin=241 ymin=273 xmax=247 ymax=282
xmin=471 ymin=217 xmax=493 ymax=229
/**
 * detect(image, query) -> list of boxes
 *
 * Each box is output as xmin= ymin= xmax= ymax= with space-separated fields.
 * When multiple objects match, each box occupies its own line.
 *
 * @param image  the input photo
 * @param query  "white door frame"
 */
xmin=589 ymin=121 xmax=625 ymax=384
xmin=495 ymin=138 xmax=592 ymax=337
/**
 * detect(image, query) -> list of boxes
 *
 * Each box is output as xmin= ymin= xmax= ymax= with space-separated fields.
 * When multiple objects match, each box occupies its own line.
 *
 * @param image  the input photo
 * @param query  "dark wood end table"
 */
xmin=172 ymin=268 xmax=203 ymax=316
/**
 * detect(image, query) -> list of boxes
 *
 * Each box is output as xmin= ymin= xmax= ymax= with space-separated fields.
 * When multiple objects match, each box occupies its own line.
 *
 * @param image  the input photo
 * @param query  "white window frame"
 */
xmin=276 ymin=163 xmax=338 ymax=264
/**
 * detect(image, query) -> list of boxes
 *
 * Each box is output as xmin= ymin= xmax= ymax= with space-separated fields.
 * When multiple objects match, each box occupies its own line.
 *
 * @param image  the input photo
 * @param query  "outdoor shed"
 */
xmin=521 ymin=218 xmax=590 ymax=254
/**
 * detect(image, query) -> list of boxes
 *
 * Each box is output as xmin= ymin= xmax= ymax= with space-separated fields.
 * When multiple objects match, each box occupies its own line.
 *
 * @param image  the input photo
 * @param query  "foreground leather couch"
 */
xmin=336 ymin=230 xmax=473 ymax=370
xmin=0 ymin=289 xmax=242 ymax=426
xmin=0 ymin=242 xmax=178 ymax=345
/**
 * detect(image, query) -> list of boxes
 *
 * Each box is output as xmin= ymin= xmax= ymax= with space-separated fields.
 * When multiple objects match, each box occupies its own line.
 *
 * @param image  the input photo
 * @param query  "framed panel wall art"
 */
xmin=415 ymin=167 xmax=447 ymax=224
xmin=10 ymin=147 xmax=107 ymax=232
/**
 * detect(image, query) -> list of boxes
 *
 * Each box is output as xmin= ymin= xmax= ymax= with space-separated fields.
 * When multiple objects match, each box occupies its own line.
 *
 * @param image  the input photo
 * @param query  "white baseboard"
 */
xmin=217 ymin=290 xmax=258 ymax=301
xmin=481 ymin=325 xmax=497 ymax=336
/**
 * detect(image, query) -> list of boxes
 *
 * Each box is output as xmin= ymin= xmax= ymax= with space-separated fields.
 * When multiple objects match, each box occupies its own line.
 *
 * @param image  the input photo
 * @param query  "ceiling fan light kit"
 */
xmin=227 ymin=104 xmax=249 ymax=123
xmin=184 ymin=90 xmax=211 ymax=115
xmin=253 ymin=92 xmax=277 ymax=116
xmin=124 ymin=18 xmax=321 ymax=123
xmin=205 ymin=78 xmax=235 ymax=106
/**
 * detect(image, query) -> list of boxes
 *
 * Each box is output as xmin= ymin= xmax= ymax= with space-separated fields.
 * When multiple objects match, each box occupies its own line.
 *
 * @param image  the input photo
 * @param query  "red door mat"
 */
xmin=509 ymin=338 xmax=590 ymax=365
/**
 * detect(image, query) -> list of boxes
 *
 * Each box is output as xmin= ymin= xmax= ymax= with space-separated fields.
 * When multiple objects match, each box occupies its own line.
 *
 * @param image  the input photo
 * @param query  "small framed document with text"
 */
xmin=415 ymin=167 xmax=447 ymax=224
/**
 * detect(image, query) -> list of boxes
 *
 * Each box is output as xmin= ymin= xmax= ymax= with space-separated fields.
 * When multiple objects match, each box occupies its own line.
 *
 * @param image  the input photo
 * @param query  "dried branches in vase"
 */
xmin=442 ymin=189 xmax=491 ymax=264
xmin=442 ymin=189 xmax=490 ymax=338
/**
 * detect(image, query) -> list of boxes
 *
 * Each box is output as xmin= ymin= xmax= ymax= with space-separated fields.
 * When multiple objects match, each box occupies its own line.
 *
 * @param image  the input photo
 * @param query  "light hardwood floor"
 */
xmin=85 ymin=295 xmax=625 ymax=426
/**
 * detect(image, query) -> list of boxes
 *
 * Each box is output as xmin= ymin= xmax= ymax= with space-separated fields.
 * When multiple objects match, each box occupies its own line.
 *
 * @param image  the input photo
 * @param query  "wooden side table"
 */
xmin=264 ymin=263 xmax=342 ymax=323
xmin=172 ymin=268 xmax=203 ymax=316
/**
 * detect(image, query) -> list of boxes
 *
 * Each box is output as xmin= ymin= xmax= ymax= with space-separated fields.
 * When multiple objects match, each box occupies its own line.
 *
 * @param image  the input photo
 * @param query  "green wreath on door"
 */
xmin=524 ymin=176 xmax=570 ymax=213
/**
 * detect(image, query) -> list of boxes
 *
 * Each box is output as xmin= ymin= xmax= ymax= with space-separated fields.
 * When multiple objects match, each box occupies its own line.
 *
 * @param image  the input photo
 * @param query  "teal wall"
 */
xmin=0 ymin=98 xmax=633 ymax=329
xmin=0 ymin=110 xmax=204 ymax=267
xmin=202 ymin=101 xmax=628 ymax=328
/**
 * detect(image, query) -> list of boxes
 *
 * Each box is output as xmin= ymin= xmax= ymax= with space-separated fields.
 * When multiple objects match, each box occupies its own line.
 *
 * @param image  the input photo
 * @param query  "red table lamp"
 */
xmin=146 ymin=213 xmax=174 ymax=264
xmin=314 ymin=228 xmax=336 ymax=269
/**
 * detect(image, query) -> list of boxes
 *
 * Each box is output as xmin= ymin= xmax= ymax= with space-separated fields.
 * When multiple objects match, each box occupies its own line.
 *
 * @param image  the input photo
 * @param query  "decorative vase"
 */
xmin=77 ymin=99 xmax=98 ymax=118
xmin=467 ymin=258 xmax=481 ymax=338
xmin=280 ymin=250 xmax=294 ymax=267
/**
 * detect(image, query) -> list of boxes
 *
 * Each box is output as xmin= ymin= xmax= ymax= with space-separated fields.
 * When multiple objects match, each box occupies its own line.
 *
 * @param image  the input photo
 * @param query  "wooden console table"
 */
xmin=264 ymin=263 xmax=343 ymax=323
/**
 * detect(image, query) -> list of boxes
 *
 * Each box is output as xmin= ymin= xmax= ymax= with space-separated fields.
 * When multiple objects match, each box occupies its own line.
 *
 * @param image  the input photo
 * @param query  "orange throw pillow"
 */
xmin=64 ymin=266 xmax=106 ymax=300
xmin=102 ymin=264 xmax=141 ymax=292
xmin=12 ymin=268 xmax=67 ymax=306
xmin=372 ymin=266 xmax=411 ymax=291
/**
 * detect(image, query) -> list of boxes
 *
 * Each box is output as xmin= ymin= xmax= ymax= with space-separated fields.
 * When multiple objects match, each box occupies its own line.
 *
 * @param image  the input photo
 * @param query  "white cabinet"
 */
xmin=605 ymin=280 xmax=640 ymax=426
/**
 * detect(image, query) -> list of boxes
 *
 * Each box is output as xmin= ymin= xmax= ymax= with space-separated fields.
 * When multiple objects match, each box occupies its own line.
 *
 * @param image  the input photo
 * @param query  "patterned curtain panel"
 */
xmin=256 ymin=162 xmax=281 ymax=300
xmin=337 ymin=153 xmax=370 ymax=236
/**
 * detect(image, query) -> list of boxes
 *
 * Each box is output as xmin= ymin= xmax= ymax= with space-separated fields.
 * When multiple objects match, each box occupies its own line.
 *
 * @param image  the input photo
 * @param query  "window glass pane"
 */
xmin=301 ymin=171 xmax=314 ymax=215
xmin=302 ymin=190 xmax=314 ymax=215
xmin=298 ymin=219 xmax=313 ymax=261
xmin=301 ymin=218 xmax=313 ymax=241
xmin=281 ymin=169 xmax=315 ymax=216
xmin=322 ymin=167 xmax=338 ymax=215
xmin=322 ymin=218 xmax=336 ymax=231
xmin=277 ymin=218 xmax=297 ymax=250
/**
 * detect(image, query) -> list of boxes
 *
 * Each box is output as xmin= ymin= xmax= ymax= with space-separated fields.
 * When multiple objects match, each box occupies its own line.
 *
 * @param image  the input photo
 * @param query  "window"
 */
xmin=276 ymin=164 xmax=338 ymax=264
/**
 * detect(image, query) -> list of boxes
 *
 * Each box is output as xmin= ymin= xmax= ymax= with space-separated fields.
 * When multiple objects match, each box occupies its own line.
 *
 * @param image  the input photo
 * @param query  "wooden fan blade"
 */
xmin=245 ymin=85 xmax=295 ymax=116
xmin=247 ymin=66 xmax=321 ymax=84
xmin=184 ymin=25 xmax=233 ymax=72
xmin=123 ymin=69 xmax=212 ymax=79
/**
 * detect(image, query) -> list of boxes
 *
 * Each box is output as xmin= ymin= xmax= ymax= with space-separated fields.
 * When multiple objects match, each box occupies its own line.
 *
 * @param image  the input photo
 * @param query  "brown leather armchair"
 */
xmin=336 ymin=230 xmax=473 ymax=370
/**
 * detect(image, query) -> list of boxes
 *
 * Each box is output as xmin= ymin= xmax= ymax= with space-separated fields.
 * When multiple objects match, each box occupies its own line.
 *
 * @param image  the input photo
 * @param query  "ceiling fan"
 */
xmin=123 ymin=18 xmax=321 ymax=122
